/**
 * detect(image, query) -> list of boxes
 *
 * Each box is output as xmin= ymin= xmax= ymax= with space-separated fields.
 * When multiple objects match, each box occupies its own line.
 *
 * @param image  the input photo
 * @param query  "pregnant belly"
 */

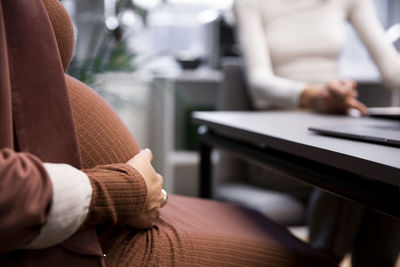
xmin=66 ymin=74 xmax=140 ymax=168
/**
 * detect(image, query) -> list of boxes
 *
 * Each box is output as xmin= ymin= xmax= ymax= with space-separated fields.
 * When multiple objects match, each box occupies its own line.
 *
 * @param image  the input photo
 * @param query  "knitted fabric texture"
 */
xmin=66 ymin=74 xmax=147 ymax=227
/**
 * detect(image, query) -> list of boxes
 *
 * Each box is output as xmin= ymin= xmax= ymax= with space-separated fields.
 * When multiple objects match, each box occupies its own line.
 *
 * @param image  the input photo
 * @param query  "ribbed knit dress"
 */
xmin=43 ymin=0 xmax=337 ymax=265
xmin=66 ymin=73 xmax=335 ymax=266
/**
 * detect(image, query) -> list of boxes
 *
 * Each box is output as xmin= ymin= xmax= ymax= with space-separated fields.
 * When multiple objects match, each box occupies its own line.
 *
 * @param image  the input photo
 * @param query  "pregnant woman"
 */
xmin=0 ymin=0 xmax=335 ymax=266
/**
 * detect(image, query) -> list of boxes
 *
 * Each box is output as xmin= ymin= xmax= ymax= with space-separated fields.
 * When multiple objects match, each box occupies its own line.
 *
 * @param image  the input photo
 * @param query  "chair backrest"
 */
xmin=214 ymin=57 xmax=253 ymax=185
xmin=218 ymin=57 xmax=253 ymax=111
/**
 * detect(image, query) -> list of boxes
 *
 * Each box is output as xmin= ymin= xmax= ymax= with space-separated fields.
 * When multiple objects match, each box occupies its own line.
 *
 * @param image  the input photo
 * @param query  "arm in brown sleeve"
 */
xmin=81 ymin=163 xmax=147 ymax=228
xmin=0 ymin=148 xmax=52 ymax=254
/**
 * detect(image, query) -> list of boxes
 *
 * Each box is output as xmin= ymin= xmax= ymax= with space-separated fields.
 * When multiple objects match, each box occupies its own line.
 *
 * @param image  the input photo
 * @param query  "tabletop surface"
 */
xmin=193 ymin=110 xmax=400 ymax=187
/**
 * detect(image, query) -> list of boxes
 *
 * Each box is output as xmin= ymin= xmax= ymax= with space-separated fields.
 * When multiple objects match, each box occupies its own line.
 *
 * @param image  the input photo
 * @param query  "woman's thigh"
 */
xmin=103 ymin=195 xmax=336 ymax=267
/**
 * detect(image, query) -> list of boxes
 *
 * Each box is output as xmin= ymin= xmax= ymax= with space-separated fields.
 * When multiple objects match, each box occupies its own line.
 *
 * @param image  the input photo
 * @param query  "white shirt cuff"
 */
xmin=23 ymin=163 xmax=92 ymax=249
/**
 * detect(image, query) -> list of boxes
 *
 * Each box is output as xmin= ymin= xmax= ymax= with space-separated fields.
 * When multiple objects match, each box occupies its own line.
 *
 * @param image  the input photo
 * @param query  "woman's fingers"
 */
xmin=339 ymin=80 xmax=357 ymax=90
xmin=126 ymin=149 xmax=165 ymax=211
xmin=327 ymin=80 xmax=358 ymax=99
xmin=315 ymin=80 xmax=365 ymax=114
xmin=346 ymin=98 xmax=369 ymax=115
xmin=144 ymin=148 xmax=153 ymax=162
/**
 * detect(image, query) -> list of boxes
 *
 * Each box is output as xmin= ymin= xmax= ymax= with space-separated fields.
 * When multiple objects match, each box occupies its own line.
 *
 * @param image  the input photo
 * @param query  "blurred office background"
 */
xmin=60 ymin=0 xmax=400 ymax=197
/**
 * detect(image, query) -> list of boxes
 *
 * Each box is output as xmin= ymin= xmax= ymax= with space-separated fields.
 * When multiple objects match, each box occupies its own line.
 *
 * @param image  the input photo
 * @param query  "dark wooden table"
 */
xmin=193 ymin=111 xmax=400 ymax=219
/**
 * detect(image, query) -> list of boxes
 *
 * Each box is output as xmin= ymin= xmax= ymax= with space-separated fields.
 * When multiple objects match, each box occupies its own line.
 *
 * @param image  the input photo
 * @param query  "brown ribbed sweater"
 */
xmin=65 ymin=74 xmax=336 ymax=267
xmin=66 ymin=74 xmax=147 ymax=228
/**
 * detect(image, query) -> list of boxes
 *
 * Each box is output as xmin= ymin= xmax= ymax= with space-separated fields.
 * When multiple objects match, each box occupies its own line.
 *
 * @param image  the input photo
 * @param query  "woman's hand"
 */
xmin=300 ymin=80 xmax=368 ymax=115
xmin=126 ymin=149 xmax=164 ymax=229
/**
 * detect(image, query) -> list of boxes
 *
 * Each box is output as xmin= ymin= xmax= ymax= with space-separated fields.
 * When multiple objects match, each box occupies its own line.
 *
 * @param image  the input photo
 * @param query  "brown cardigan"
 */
xmin=0 ymin=1 xmax=147 ymax=265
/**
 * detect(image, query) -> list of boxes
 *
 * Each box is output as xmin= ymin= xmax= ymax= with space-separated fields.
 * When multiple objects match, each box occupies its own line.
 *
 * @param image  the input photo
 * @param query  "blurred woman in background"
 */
xmin=235 ymin=0 xmax=400 ymax=266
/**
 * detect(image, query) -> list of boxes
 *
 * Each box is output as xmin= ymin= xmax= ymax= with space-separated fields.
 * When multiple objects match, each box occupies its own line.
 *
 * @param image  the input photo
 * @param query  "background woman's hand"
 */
xmin=300 ymin=80 xmax=368 ymax=115
xmin=126 ymin=149 xmax=164 ymax=229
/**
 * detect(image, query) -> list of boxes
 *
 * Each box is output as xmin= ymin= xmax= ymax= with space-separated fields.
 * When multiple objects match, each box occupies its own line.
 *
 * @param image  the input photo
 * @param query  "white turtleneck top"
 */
xmin=235 ymin=0 xmax=400 ymax=109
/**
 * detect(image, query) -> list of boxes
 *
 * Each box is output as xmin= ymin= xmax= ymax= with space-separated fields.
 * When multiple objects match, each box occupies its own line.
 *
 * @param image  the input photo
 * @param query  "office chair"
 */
xmin=214 ymin=57 xmax=309 ymax=226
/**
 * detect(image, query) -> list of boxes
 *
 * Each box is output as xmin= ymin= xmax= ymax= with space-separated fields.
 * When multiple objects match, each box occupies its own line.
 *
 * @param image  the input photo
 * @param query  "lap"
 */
xmin=100 ymin=195 xmax=335 ymax=267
